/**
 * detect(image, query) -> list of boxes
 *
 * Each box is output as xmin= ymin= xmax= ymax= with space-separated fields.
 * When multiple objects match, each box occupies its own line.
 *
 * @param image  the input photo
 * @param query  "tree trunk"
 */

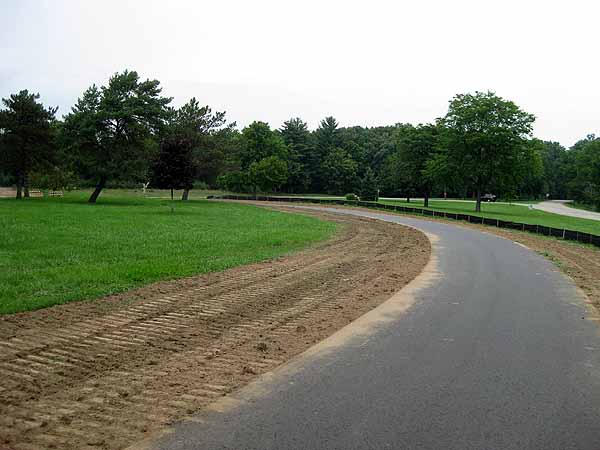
xmin=88 ymin=176 xmax=107 ymax=204
xmin=23 ymin=173 xmax=30 ymax=198
xmin=424 ymin=191 xmax=429 ymax=208
xmin=170 ymin=188 xmax=174 ymax=201
xmin=182 ymin=189 xmax=190 ymax=201
xmin=407 ymin=196 xmax=410 ymax=203
xmin=475 ymin=188 xmax=482 ymax=212
xmin=16 ymin=172 xmax=23 ymax=200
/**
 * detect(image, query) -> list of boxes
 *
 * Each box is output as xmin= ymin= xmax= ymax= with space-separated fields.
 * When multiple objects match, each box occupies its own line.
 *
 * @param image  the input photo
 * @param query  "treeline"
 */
xmin=1 ymin=70 xmax=599 ymax=211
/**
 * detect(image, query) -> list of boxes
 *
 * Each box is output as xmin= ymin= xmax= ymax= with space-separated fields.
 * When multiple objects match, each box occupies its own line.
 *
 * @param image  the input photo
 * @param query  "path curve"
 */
xmin=143 ymin=206 xmax=600 ymax=450
xmin=534 ymin=200 xmax=600 ymax=221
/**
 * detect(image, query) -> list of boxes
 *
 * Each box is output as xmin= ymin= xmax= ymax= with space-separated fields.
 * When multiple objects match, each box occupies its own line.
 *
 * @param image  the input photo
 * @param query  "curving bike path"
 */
xmin=139 ymin=206 xmax=600 ymax=450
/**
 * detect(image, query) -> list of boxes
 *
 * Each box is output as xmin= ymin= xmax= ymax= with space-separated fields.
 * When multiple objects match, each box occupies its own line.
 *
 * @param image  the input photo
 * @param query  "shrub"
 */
xmin=345 ymin=193 xmax=359 ymax=201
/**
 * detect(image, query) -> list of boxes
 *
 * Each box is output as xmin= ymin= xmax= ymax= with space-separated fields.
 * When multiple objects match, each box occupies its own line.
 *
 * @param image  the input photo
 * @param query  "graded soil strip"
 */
xmin=0 ymin=210 xmax=430 ymax=450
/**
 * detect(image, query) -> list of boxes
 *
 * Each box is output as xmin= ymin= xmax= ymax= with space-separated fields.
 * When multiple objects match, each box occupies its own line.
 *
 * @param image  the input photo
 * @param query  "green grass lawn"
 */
xmin=0 ymin=192 xmax=336 ymax=314
xmin=74 ymin=187 xmax=233 ymax=200
xmin=379 ymin=199 xmax=600 ymax=235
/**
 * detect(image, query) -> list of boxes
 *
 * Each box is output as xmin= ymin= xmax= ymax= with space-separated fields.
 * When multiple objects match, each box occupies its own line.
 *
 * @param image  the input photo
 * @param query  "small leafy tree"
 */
xmin=239 ymin=122 xmax=287 ymax=170
xmin=248 ymin=156 xmax=288 ymax=193
xmin=0 ymin=90 xmax=57 ymax=199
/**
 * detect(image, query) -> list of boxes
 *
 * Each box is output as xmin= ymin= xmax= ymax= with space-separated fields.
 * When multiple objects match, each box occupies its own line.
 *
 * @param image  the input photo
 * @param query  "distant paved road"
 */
xmin=534 ymin=200 xmax=600 ymax=221
xmin=143 ymin=206 xmax=600 ymax=450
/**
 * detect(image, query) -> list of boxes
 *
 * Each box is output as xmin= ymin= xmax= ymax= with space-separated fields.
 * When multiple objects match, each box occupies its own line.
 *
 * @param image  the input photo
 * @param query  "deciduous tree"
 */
xmin=249 ymin=156 xmax=288 ymax=193
xmin=396 ymin=124 xmax=438 ymax=207
xmin=439 ymin=91 xmax=535 ymax=211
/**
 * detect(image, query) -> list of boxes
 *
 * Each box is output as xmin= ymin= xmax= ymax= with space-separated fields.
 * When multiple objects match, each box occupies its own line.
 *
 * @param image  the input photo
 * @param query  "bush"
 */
xmin=345 ymin=193 xmax=359 ymax=201
xmin=193 ymin=180 xmax=209 ymax=190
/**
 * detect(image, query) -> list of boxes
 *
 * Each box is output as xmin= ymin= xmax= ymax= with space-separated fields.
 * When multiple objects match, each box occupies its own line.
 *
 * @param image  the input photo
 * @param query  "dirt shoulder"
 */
xmin=0 ymin=210 xmax=430 ymax=450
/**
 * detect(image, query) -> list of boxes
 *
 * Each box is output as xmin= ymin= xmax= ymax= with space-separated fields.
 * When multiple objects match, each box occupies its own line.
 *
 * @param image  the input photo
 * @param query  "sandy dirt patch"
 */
xmin=0 ymin=210 xmax=430 ymax=450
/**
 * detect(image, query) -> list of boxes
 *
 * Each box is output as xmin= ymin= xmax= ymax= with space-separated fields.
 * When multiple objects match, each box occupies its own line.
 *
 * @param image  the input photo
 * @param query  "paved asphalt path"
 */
xmin=534 ymin=200 xmax=600 ymax=222
xmin=146 ymin=207 xmax=600 ymax=450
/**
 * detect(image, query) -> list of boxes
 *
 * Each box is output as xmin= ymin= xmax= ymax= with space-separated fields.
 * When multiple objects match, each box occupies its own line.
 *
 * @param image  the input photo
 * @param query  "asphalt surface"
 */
xmin=534 ymin=200 xmax=600 ymax=221
xmin=145 ymin=207 xmax=600 ymax=450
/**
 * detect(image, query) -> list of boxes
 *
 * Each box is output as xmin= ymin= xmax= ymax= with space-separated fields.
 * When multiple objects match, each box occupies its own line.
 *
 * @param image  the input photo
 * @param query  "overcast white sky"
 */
xmin=1 ymin=0 xmax=598 ymax=147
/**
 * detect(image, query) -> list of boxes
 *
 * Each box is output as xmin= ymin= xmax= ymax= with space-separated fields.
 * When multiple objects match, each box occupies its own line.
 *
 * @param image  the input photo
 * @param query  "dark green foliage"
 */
xmin=567 ymin=136 xmax=600 ymax=210
xmin=217 ymin=170 xmax=249 ymax=192
xmin=249 ymin=156 xmax=288 ymax=193
xmin=279 ymin=117 xmax=312 ymax=192
xmin=7 ymin=72 xmax=597 ymax=208
xmin=396 ymin=124 xmax=438 ymax=206
xmin=322 ymin=147 xmax=358 ymax=194
xmin=360 ymin=167 xmax=379 ymax=201
xmin=150 ymin=135 xmax=196 ymax=199
xmin=437 ymin=91 xmax=536 ymax=211
xmin=345 ymin=193 xmax=359 ymax=201
xmin=166 ymin=98 xmax=233 ymax=199
xmin=29 ymin=165 xmax=78 ymax=191
xmin=0 ymin=90 xmax=57 ymax=198
xmin=538 ymin=140 xmax=568 ymax=198
xmin=62 ymin=70 xmax=172 ymax=203
xmin=239 ymin=121 xmax=287 ymax=169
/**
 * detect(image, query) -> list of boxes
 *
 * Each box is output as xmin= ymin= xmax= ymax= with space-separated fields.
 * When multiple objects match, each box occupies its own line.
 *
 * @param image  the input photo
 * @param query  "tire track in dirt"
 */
xmin=0 ymin=210 xmax=430 ymax=450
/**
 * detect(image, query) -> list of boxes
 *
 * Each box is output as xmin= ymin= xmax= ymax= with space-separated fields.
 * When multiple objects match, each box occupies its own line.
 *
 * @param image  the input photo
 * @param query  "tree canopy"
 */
xmin=63 ymin=70 xmax=172 ymax=203
xmin=0 ymin=90 xmax=57 ymax=198
xmin=3 ymin=72 xmax=598 ymax=211
xmin=437 ymin=91 xmax=536 ymax=211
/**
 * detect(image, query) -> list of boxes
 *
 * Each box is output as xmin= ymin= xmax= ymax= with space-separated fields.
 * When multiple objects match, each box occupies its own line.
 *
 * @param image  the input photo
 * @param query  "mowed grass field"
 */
xmin=379 ymin=199 xmax=600 ymax=235
xmin=0 ymin=192 xmax=336 ymax=314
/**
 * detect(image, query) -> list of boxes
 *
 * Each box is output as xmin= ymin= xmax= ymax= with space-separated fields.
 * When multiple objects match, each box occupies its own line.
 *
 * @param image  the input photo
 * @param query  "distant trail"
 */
xmin=534 ymin=200 xmax=600 ymax=221
xmin=145 ymin=206 xmax=600 ymax=450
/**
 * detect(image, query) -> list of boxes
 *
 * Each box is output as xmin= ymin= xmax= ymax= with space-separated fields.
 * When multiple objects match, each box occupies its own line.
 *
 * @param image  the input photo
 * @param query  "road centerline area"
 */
xmin=143 ymin=206 xmax=600 ymax=450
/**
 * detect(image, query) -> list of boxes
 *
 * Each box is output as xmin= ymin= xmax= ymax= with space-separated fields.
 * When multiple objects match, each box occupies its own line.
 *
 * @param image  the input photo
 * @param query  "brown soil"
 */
xmin=0 ymin=210 xmax=430 ymax=450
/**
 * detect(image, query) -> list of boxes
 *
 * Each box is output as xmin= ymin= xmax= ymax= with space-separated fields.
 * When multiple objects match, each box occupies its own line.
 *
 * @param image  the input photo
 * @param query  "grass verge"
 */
xmin=0 ymin=192 xmax=336 ymax=314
